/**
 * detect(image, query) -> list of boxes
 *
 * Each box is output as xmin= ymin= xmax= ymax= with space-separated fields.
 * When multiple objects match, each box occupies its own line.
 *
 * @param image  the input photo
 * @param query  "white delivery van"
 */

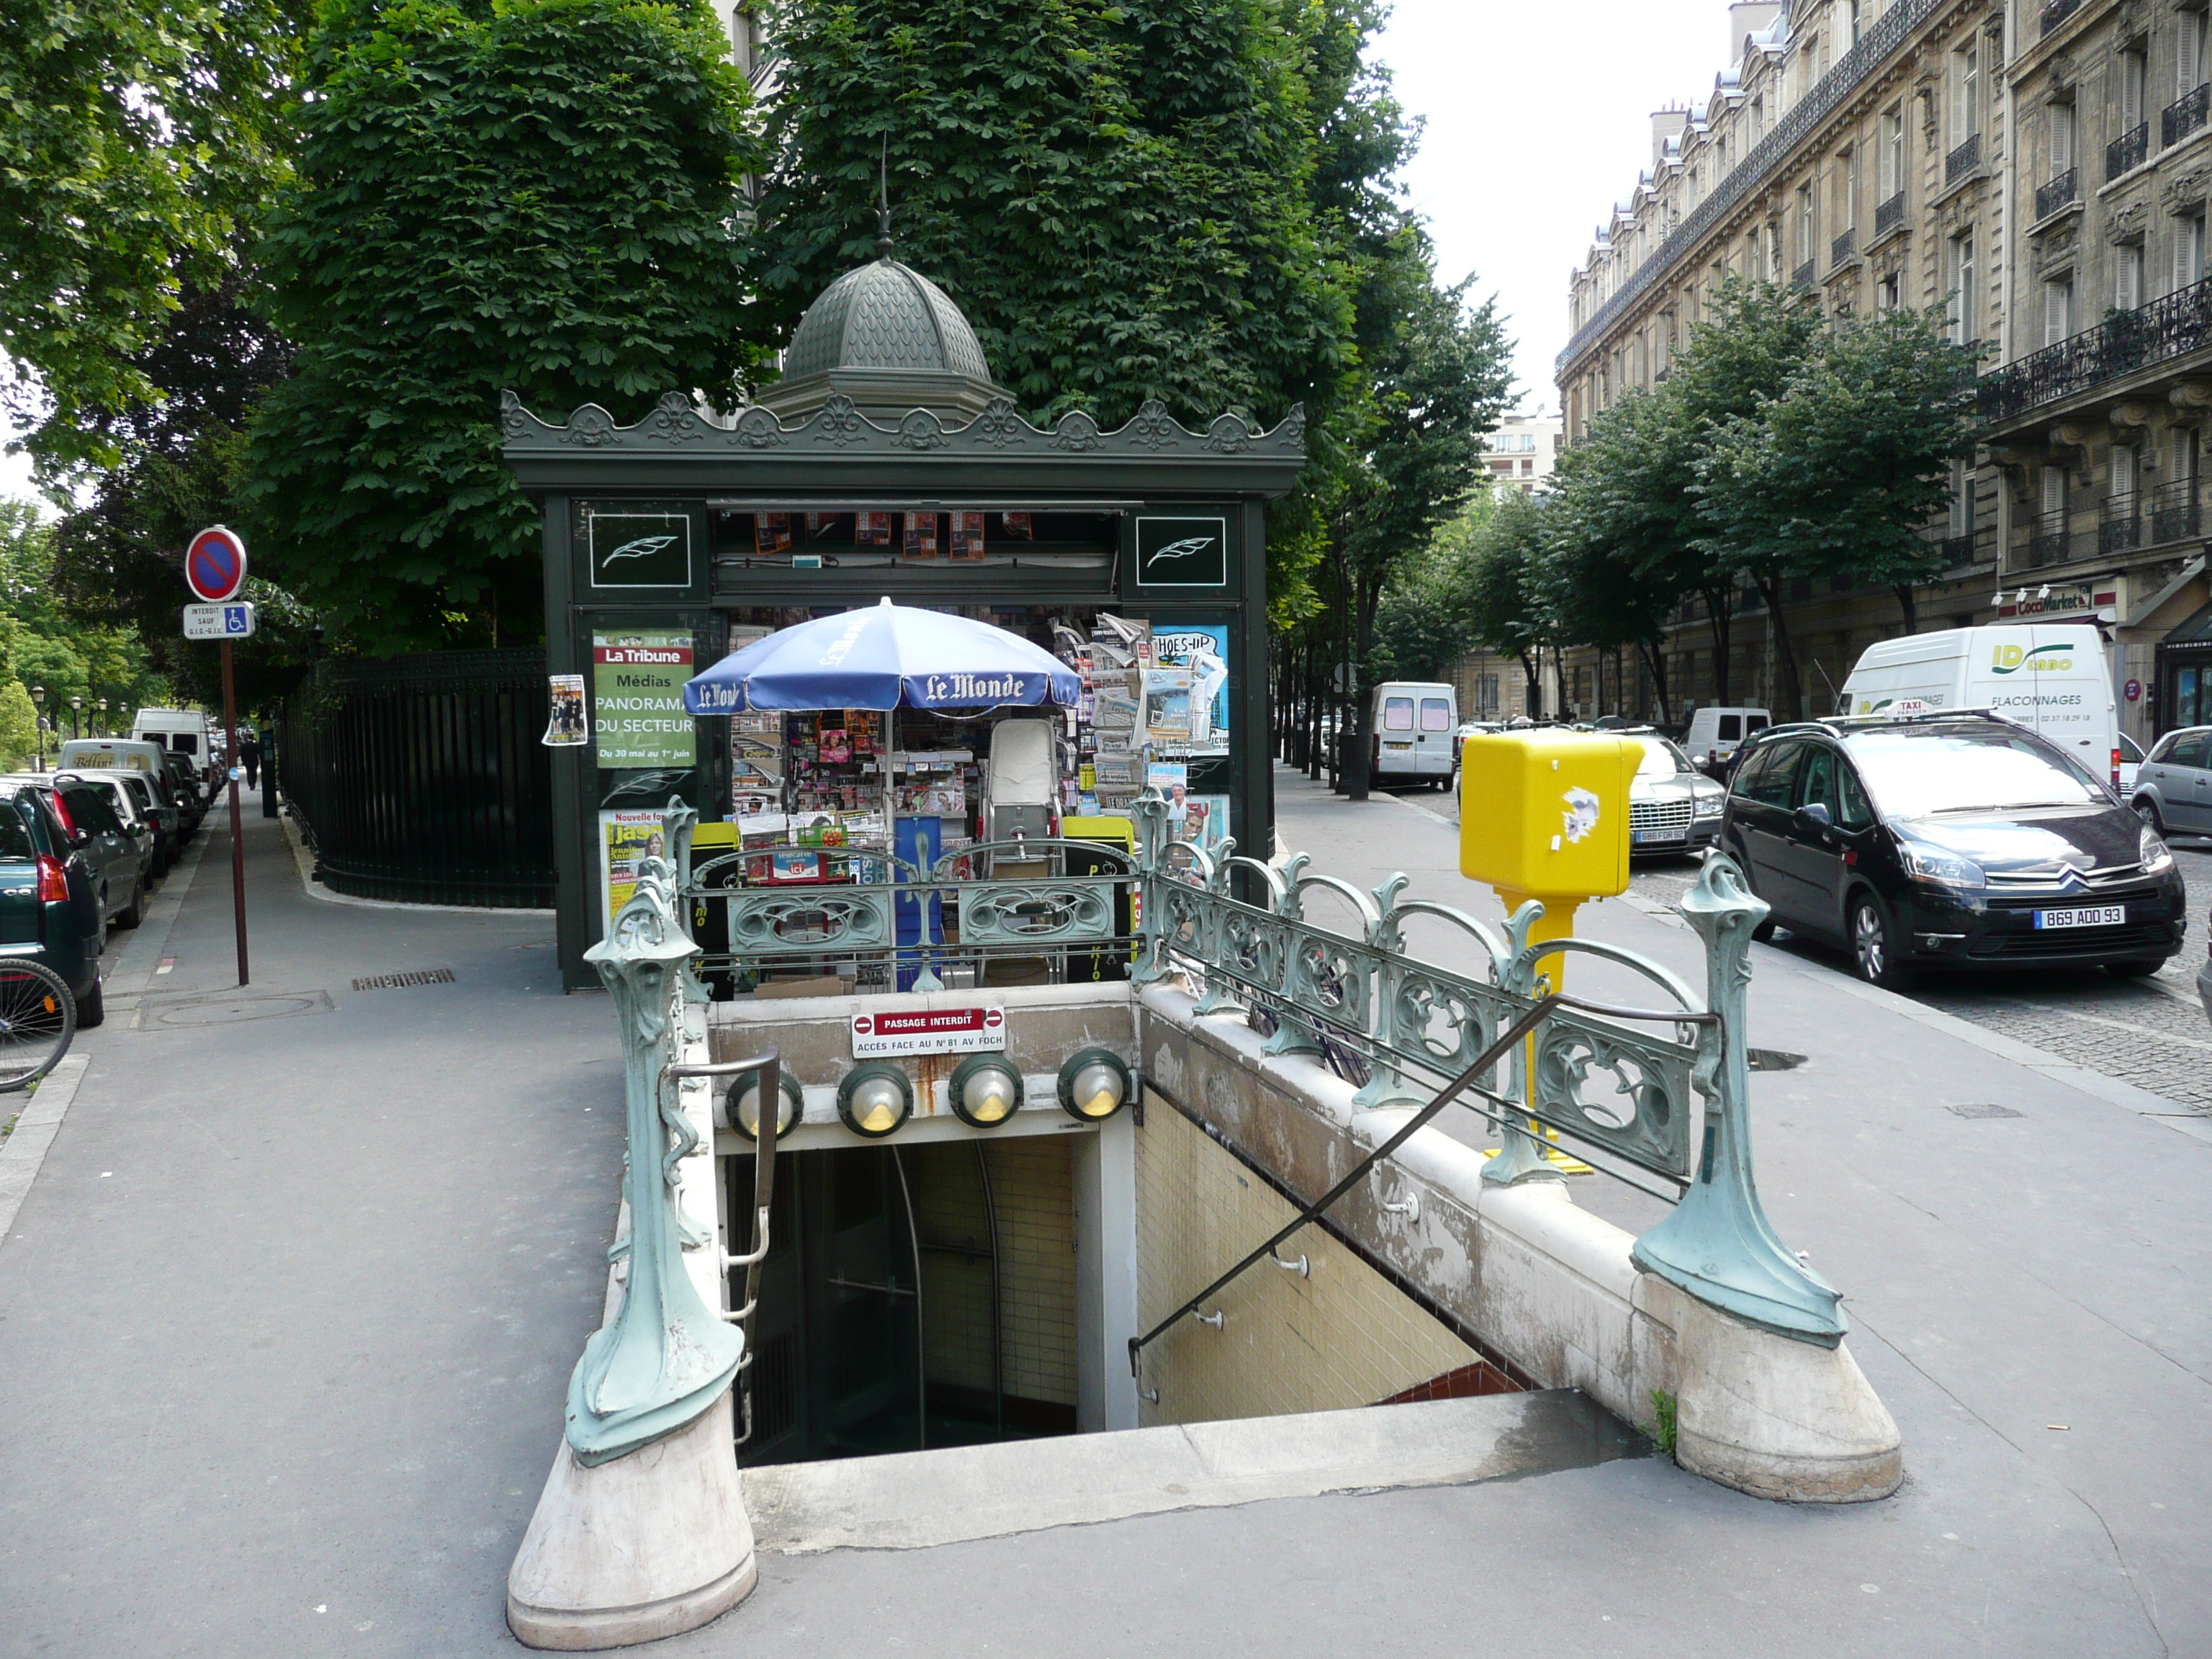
xmin=1370 ymin=682 xmax=1458 ymax=786
xmin=1837 ymin=624 xmax=2121 ymax=783
xmin=1683 ymin=706 xmax=1772 ymax=765
xmin=132 ymin=707 xmax=214 ymax=768
xmin=55 ymin=737 xmax=172 ymax=781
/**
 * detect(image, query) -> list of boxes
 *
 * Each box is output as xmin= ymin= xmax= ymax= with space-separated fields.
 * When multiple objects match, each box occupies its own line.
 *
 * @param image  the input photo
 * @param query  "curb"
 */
xmin=0 ymin=1053 xmax=91 ymax=1252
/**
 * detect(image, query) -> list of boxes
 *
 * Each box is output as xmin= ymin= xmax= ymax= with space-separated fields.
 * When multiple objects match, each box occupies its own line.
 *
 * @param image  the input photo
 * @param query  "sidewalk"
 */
xmin=0 ymin=796 xmax=624 ymax=1656
xmin=0 ymin=781 xmax=2203 ymax=1657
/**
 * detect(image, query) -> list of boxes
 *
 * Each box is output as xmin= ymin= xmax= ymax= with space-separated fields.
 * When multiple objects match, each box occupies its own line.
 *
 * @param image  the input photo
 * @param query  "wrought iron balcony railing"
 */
xmin=1791 ymin=259 xmax=1815 ymax=291
xmin=2150 ymin=477 xmax=2203 ymax=544
xmin=2108 ymin=122 xmax=2149 ymax=181
xmin=1831 ymin=227 xmax=1857 ymax=266
xmin=2100 ymin=493 xmax=2142 ymax=554
xmin=1979 ymin=273 xmax=2212 ymax=422
xmin=2027 ymin=509 xmax=2073 ymax=567
xmin=1559 ymin=0 xmax=1944 ymax=373
xmin=1946 ymin=132 xmax=1983 ymax=186
xmin=2165 ymin=83 xmax=2210 ymax=148
xmin=2040 ymin=0 xmax=2082 ymax=34
xmin=2036 ymin=167 xmax=2080 ymax=220
xmin=1874 ymin=191 xmax=1906 ymax=235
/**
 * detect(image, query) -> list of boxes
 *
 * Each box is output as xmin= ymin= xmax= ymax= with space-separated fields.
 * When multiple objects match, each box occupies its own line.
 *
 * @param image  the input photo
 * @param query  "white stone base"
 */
xmin=507 ymin=1389 xmax=757 ymax=1650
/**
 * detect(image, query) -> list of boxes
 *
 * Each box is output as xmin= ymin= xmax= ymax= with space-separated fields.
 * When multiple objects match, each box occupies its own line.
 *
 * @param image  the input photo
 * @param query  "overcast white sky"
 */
xmin=1376 ymin=0 xmax=1725 ymax=413
xmin=1 ymin=0 xmax=1723 ymax=500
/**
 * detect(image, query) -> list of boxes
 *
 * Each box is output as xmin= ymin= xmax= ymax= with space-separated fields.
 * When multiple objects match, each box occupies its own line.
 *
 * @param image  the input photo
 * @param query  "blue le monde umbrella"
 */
xmin=683 ymin=598 xmax=1082 ymax=716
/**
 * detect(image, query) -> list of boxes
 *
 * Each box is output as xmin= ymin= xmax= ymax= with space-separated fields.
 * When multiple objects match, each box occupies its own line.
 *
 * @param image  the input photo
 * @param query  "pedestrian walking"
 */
xmin=242 ymin=740 xmax=260 ymax=788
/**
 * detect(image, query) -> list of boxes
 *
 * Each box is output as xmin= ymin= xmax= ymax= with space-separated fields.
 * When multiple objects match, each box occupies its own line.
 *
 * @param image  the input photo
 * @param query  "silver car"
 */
xmin=2128 ymin=726 xmax=2212 ymax=837
xmin=1627 ymin=734 xmax=1727 ymax=856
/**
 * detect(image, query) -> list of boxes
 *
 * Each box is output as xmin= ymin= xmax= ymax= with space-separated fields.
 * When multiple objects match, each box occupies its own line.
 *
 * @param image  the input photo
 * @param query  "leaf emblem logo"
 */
xmin=605 ymin=534 xmax=679 ymax=563
xmin=1146 ymin=535 xmax=1216 ymax=565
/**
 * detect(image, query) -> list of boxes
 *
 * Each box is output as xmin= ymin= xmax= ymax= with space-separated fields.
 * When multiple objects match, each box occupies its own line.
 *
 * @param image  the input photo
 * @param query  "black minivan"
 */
xmin=1720 ymin=712 xmax=2187 ymax=987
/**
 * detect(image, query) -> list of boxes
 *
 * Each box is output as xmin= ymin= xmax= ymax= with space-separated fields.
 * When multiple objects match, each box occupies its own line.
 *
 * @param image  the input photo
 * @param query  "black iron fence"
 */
xmin=280 ymin=649 xmax=555 ymax=907
xmin=1979 ymin=272 xmax=2212 ymax=421
xmin=1831 ymin=227 xmax=1857 ymax=266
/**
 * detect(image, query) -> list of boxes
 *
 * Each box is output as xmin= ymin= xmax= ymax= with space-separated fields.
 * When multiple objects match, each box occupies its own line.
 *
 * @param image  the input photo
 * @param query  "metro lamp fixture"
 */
xmin=837 ymin=1062 xmax=914 ymax=1138
xmin=1057 ymin=1048 xmax=1132 ymax=1123
xmin=729 ymin=1069 xmax=803 ymax=1141
xmin=949 ymin=1053 xmax=1024 ymax=1128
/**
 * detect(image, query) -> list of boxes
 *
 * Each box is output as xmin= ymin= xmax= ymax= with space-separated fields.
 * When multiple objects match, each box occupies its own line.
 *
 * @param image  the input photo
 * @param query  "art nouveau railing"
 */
xmin=673 ymin=790 xmax=1843 ymax=1344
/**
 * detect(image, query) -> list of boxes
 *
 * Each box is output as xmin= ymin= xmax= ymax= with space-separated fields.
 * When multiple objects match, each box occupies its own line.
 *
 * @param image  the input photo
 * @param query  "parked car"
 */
xmin=159 ymin=750 xmax=206 ymax=830
xmin=0 ymin=786 xmax=107 ymax=1026
xmin=0 ymin=775 xmax=145 ymax=931
xmin=63 ymin=767 xmax=178 ymax=875
xmin=1624 ymin=733 xmax=1727 ymax=858
xmin=2126 ymin=726 xmax=2212 ymax=836
xmin=51 ymin=773 xmax=157 ymax=900
xmin=1720 ymin=711 xmax=2184 ymax=987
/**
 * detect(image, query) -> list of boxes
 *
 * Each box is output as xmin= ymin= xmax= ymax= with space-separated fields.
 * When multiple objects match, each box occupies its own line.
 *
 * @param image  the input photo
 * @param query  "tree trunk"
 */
xmin=1892 ymin=582 xmax=1920 ymax=637
xmin=1755 ymin=575 xmax=1806 ymax=721
xmin=1701 ymin=583 xmax=1735 ymax=706
xmin=1519 ymin=650 xmax=1541 ymax=719
xmin=1636 ymin=639 xmax=1672 ymax=727
xmin=1346 ymin=572 xmax=1382 ymax=802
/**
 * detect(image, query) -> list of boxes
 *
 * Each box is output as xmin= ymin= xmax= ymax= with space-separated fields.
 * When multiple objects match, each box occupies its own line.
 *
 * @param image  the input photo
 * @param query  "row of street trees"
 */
xmin=1357 ymin=281 xmax=1982 ymax=731
xmin=2 ymin=0 xmax=1514 ymax=732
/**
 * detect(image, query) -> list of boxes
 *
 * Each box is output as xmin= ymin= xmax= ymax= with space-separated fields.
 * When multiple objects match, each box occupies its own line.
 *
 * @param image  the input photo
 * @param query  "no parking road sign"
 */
xmin=185 ymin=524 xmax=248 ymax=603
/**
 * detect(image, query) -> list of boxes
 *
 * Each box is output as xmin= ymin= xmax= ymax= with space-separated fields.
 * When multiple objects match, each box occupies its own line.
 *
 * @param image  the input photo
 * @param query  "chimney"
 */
xmin=1652 ymin=104 xmax=1690 ymax=169
xmin=1727 ymin=1 xmax=1782 ymax=59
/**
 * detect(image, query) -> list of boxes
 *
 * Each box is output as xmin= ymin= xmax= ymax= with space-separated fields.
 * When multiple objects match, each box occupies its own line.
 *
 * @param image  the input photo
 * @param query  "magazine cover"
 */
xmin=950 ymin=511 xmax=986 ymax=561
xmin=754 ymin=512 xmax=791 ymax=554
xmin=542 ymin=673 xmax=588 ymax=747
xmin=1151 ymin=624 xmax=1231 ymax=757
xmin=903 ymin=511 xmax=939 ymax=558
xmin=858 ymin=511 xmax=893 ymax=546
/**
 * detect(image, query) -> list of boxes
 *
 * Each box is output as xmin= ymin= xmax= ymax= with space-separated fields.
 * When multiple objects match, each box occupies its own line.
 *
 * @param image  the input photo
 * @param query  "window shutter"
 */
xmin=2182 ymin=14 xmax=2202 ymax=96
xmin=2044 ymin=280 xmax=2072 ymax=346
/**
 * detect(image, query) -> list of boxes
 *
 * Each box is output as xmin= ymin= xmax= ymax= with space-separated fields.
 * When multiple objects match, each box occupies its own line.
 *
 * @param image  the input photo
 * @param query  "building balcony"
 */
xmin=1791 ymin=259 xmax=1815 ymax=291
xmin=1927 ymin=523 xmax=1996 ymax=570
xmin=2035 ymin=167 xmax=2080 ymax=220
xmin=2164 ymin=83 xmax=2209 ymax=148
xmin=2108 ymin=122 xmax=2149 ymax=181
xmin=2100 ymin=493 xmax=2142 ymax=555
xmin=1831 ymin=227 xmax=1857 ymax=266
xmin=1946 ymin=132 xmax=1982 ymax=186
xmin=1979 ymin=274 xmax=2212 ymax=424
xmin=2027 ymin=510 xmax=2072 ymax=567
xmin=2150 ymin=477 xmax=2203 ymax=545
xmin=2039 ymin=0 xmax=2082 ymax=34
xmin=1874 ymin=191 xmax=1906 ymax=236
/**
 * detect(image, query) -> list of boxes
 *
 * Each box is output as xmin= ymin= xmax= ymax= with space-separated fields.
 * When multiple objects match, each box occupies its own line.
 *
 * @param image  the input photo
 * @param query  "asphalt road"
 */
xmin=1384 ymin=776 xmax=2212 ymax=1112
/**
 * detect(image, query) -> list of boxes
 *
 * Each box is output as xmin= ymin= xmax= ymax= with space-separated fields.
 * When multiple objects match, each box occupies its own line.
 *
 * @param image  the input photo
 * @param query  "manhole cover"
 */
xmin=139 ymin=990 xmax=335 ymax=1029
xmin=1948 ymin=1102 xmax=2024 ymax=1120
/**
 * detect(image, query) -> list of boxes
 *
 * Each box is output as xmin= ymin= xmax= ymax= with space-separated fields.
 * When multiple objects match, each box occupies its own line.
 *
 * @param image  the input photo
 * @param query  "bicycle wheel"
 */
xmin=0 ymin=961 xmax=76 ymax=1092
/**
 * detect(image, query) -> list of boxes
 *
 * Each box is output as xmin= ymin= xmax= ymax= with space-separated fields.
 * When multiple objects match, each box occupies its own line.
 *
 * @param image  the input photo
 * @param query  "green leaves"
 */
xmin=244 ymin=0 xmax=766 ymax=649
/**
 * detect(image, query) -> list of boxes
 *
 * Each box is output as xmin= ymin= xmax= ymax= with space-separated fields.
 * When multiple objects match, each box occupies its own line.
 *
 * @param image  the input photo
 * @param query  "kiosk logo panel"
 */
xmin=588 ymin=512 xmax=692 ymax=589
xmin=1134 ymin=516 xmax=1228 ymax=588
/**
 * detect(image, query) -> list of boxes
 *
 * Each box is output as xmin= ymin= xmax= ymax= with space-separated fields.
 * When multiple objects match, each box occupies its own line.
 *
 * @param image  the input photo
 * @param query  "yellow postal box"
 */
xmin=1457 ymin=732 xmax=1636 ymax=899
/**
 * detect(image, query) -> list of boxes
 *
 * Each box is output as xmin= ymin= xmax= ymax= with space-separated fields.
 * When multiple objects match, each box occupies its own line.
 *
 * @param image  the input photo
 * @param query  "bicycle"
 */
xmin=0 ymin=959 xmax=76 ymax=1092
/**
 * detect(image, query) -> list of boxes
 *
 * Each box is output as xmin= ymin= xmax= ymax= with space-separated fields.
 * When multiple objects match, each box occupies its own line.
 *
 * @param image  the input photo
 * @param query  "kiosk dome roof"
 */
xmin=757 ymin=255 xmax=1009 ymax=425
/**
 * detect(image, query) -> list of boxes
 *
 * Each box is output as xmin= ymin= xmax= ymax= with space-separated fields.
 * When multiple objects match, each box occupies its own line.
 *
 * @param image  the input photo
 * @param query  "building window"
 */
xmin=2042 ymin=464 xmax=2068 ymax=522
xmin=2114 ymin=444 xmax=2141 ymax=507
xmin=1765 ymin=222 xmax=1783 ymax=281
xmin=1948 ymin=459 xmax=1972 ymax=536
xmin=1952 ymin=42 xmax=1981 ymax=145
xmin=2172 ymin=426 xmax=2200 ymax=491
xmin=1848 ymin=0 xmax=1863 ymax=48
xmin=2177 ymin=210 xmax=2207 ymax=291
xmin=2124 ymin=48 xmax=2146 ymax=127
xmin=2181 ymin=8 xmax=2207 ymax=102
xmin=1877 ymin=269 xmax=1902 ymax=311
xmin=2118 ymin=241 xmax=2146 ymax=310
xmin=2049 ymin=102 xmax=2075 ymax=176
xmin=2043 ymin=276 xmax=2073 ymax=346
xmin=1795 ymin=184 xmax=1815 ymax=264
xmin=1838 ymin=146 xmax=1858 ymax=230
xmin=1948 ymin=230 xmax=1977 ymax=342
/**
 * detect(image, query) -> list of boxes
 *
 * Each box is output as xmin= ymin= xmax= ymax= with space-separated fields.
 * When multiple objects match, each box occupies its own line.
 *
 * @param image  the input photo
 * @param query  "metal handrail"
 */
xmin=662 ymin=1048 xmax=781 ymax=1442
xmin=1126 ymin=992 xmax=1721 ymax=1375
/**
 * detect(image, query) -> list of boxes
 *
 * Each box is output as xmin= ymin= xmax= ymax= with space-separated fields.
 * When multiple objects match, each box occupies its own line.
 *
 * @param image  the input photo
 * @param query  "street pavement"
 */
xmin=0 ymin=775 xmax=2203 ymax=1658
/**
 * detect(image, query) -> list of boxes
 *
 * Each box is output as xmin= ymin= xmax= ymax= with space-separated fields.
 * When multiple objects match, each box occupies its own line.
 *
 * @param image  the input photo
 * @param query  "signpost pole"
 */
xmin=222 ymin=639 xmax=248 ymax=986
